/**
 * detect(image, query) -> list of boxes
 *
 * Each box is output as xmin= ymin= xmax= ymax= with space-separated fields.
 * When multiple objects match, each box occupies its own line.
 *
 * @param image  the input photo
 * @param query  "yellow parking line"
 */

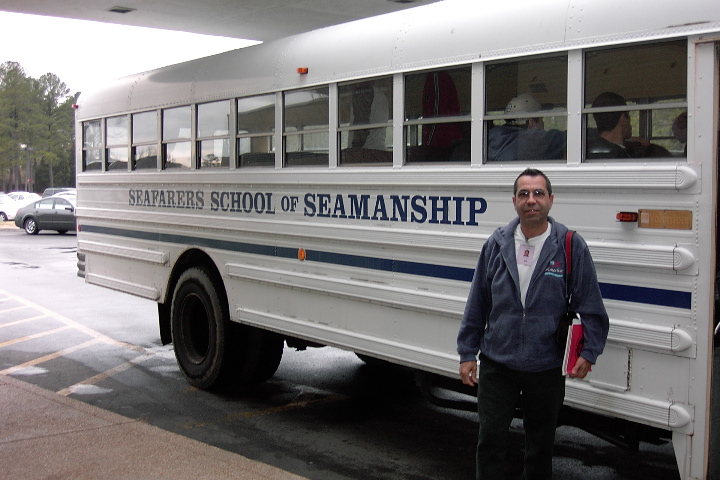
xmin=56 ymin=352 xmax=156 ymax=396
xmin=0 ymin=326 xmax=73 ymax=348
xmin=0 ymin=289 xmax=161 ymax=397
xmin=0 ymin=305 xmax=31 ymax=315
xmin=0 ymin=338 xmax=102 ymax=375
xmin=0 ymin=314 xmax=49 ymax=328
xmin=0 ymin=289 xmax=146 ymax=354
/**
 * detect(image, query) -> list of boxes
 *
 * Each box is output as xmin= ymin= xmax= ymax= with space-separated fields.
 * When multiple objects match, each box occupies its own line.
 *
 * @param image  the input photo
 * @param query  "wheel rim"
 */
xmin=25 ymin=218 xmax=36 ymax=233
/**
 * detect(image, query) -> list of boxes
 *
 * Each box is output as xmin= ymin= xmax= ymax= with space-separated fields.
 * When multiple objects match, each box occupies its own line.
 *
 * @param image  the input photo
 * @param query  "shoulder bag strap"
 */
xmin=565 ymin=230 xmax=574 ymax=306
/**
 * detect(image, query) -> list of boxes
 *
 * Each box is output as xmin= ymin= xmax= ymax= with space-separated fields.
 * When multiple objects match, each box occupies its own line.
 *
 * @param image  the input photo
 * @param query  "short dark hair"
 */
xmin=592 ymin=92 xmax=627 ymax=133
xmin=514 ymin=168 xmax=552 ymax=195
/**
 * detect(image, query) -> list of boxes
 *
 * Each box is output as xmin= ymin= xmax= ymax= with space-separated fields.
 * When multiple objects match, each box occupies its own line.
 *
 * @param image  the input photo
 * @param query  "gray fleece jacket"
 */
xmin=457 ymin=216 xmax=609 ymax=372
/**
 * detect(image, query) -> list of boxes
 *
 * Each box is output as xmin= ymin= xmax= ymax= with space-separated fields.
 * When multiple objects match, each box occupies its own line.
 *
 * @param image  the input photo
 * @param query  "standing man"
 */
xmin=457 ymin=168 xmax=609 ymax=480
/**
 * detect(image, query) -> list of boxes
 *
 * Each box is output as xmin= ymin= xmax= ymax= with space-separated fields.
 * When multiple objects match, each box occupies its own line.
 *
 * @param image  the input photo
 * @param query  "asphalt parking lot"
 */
xmin=0 ymin=222 xmax=685 ymax=480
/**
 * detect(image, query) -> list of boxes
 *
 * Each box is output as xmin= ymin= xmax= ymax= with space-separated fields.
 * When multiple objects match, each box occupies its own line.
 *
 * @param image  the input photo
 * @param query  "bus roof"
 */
xmin=76 ymin=0 xmax=720 ymax=119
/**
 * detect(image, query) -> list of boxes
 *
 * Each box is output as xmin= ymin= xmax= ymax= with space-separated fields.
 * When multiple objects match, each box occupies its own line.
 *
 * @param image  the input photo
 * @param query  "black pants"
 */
xmin=476 ymin=356 xmax=565 ymax=480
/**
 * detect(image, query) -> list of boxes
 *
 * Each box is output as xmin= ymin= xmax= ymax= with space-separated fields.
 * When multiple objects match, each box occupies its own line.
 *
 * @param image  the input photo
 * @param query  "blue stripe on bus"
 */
xmin=81 ymin=224 xmax=692 ymax=309
xmin=305 ymin=250 xmax=474 ymax=282
xmin=598 ymin=283 xmax=691 ymax=309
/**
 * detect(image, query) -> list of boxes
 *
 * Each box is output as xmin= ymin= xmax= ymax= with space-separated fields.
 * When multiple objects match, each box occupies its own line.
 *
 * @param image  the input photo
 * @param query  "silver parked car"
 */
xmin=14 ymin=195 xmax=77 ymax=234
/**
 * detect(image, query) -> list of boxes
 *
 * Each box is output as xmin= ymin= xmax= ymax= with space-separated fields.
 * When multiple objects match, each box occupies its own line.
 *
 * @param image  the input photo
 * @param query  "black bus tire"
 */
xmin=171 ymin=267 xmax=229 ymax=390
xmin=243 ymin=328 xmax=284 ymax=384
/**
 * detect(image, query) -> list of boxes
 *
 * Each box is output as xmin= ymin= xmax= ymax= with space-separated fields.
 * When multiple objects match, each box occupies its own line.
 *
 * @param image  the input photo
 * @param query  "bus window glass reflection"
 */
xmin=197 ymin=101 xmax=230 ymax=168
xmin=484 ymin=55 xmax=568 ymax=162
xmin=404 ymin=66 xmax=471 ymax=163
xmin=584 ymin=40 xmax=687 ymax=160
xmin=107 ymin=147 xmax=129 ymax=171
xmin=132 ymin=111 xmax=158 ymax=170
xmin=82 ymin=120 xmax=102 ymax=171
xmin=163 ymin=106 xmax=191 ymax=169
xmin=338 ymin=77 xmax=393 ymax=165
xmin=106 ymin=115 xmax=129 ymax=171
xmin=237 ymin=94 xmax=275 ymax=167
xmin=283 ymin=87 xmax=329 ymax=167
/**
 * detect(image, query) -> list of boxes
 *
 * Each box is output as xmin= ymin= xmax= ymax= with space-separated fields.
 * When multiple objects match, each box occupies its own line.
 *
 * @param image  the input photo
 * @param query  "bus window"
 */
xmin=284 ymin=87 xmax=329 ymax=167
xmin=106 ymin=115 xmax=129 ymax=171
xmin=132 ymin=111 xmax=158 ymax=170
xmin=163 ymin=106 xmax=192 ymax=170
xmin=82 ymin=120 xmax=102 ymax=171
xmin=338 ymin=77 xmax=392 ymax=165
xmin=197 ymin=101 xmax=230 ymax=168
xmin=404 ymin=66 xmax=471 ymax=163
xmin=237 ymin=94 xmax=275 ymax=167
xmin=484 ymin=54 xmax=568 ymax=162
xmin=584 ymin=40 xmax=687 ymax=160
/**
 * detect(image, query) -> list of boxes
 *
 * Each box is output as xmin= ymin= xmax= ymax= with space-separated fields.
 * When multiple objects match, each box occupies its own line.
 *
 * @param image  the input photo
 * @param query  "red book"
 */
xmin=562 ymin=317 xmax=585 ymax=376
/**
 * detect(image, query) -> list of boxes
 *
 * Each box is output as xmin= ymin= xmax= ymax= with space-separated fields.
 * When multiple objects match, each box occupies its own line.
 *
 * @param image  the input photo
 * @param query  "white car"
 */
xmin=7 ymin=191 xmax=42 ymax=206
xmin=53 ymin=190 xmax=77 ymax=198
xmin=0 ymin=194 xmax=22 ymax=221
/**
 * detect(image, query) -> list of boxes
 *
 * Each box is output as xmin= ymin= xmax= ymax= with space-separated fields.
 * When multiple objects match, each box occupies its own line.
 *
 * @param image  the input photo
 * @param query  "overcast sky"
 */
xmin=0 ymin=11 xmax=258 ymax=97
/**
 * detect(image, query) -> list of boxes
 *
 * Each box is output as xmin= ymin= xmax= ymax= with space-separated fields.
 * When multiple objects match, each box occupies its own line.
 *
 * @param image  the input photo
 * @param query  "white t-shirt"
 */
xmin=515 ymin=223 xmax=552 ymax=306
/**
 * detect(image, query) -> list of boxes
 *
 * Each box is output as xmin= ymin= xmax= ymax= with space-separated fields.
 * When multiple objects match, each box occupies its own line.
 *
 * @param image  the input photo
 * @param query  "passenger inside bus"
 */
xmin=486 ymin=94 xmax=566 ymax=162
xmin=405 ymin=68 xmax=470 ymax=163
xmin=349 ymin=83 xmax=388 ymax=150
xmin=672 ymin=112 xmax=688 ymax=156
xmin=586 ymin=92 xmax=670 ymax=159
xmin=341 ymin=81 xmax=392 ymax=164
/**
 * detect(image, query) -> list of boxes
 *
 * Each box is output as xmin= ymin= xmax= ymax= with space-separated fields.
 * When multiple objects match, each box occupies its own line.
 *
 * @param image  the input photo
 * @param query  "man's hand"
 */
xmin=460 ymin=360 xmax=477 ymax=386
xmin=569 ymin=356 xmax=592 ymax=379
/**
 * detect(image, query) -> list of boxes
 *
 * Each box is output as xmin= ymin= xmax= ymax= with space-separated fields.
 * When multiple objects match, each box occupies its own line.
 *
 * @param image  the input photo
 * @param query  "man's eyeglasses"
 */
xmin=516 ymin=189 xmax=547 ymax=199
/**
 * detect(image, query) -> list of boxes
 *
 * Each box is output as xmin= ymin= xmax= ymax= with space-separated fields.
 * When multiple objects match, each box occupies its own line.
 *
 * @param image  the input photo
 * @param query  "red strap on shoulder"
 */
xmin=565 ymin=231 xmax=573 ymax=278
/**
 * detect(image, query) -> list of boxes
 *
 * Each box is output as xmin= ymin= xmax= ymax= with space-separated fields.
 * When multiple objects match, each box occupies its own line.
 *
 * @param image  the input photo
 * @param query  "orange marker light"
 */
xmin=298 ymin=248 xmax=306 ymax=261
xmin=616 ymin=212 xmax=639 ymax=222
xmin=297 ymin=67 xmax=309 ymax=75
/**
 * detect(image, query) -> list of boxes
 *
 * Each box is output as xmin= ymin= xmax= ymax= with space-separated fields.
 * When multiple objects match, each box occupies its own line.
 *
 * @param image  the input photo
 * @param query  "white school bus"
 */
xmin=74 ymin=0 xmax=719 ymax=477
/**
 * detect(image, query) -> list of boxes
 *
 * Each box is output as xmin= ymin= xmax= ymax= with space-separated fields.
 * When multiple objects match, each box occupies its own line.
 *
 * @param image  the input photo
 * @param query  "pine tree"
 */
xmin=0 ymin=61 xmax=76 ymax=193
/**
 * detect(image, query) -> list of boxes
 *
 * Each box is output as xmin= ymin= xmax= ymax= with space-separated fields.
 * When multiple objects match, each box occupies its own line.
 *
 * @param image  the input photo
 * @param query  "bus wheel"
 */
xmin=171 ymin=267 xmax=230 ymax=390
xmin=240 ymin=327 xmax=284 ymax=384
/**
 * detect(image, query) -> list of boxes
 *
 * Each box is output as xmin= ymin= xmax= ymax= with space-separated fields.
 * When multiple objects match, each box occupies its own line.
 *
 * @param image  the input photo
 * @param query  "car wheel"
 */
xmin=24 ymin=217 xmax=39 ymax=235
xmin=57 ymin=230 xmax=67 ymax=235
xmin=0 ymin=212 xmax=7 ymax=221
